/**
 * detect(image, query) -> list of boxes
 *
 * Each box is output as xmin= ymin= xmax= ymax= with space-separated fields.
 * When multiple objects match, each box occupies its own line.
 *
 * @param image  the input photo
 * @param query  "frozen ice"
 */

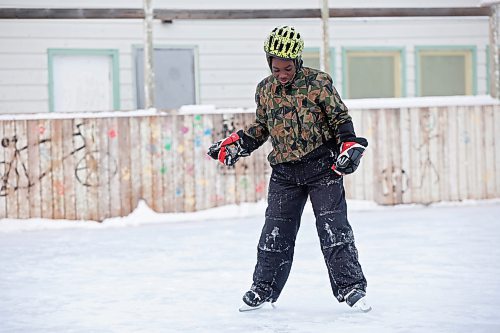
xmin=1 ymin=199 xmax=499 ymax=332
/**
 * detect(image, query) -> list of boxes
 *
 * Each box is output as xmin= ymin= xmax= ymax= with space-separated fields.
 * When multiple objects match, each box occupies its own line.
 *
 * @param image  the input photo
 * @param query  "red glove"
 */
xmin=207 ymin=133 xmax=249 ymax=166
xmin=332 ymin=137 xmax=368 ymax=176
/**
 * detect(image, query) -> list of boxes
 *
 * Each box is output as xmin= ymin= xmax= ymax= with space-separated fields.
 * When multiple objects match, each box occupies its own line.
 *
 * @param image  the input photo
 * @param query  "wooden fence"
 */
xmin=348 ymin=104 xmax=500 ymax=205
xmin=0 ymin=103 xmax=499 ymax=221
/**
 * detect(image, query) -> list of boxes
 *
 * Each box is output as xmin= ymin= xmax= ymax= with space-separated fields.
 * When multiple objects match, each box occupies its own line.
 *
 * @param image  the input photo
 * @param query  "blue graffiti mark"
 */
xmin=39 ymin=146 xmax=51 ymax=160
xmin=175 ymin=187 xmax=183 ymax=196
xmin=146 ymin=144 xmax=158 ymax=154
xmin=194 ymin=136 xmax=202 ymax=147
xmin=462 ymin=131 xmax=470 ymax=144
xmin=204 ymin=128 xmax=212 ymax=136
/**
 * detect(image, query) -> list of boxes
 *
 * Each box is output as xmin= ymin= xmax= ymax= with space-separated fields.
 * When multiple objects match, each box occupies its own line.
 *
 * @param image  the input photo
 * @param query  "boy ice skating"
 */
xmin=208 ymin=25 xmax=370 ymax=313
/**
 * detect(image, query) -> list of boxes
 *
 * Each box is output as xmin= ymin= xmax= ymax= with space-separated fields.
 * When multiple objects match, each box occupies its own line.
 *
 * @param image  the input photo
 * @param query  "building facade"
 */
xmin=0 ymin=0 xmax=496 ymax=113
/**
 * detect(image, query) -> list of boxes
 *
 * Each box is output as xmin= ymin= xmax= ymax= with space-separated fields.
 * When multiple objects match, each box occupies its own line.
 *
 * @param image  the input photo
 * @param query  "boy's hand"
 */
xmin=207 ymin=133 xmax=249 ymax=166
xmin=332 ymin=137 xmax=368 ymax=176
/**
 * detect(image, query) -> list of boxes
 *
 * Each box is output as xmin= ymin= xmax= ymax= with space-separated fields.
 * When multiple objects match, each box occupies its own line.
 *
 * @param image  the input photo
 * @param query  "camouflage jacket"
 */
xmin=243 ymin=67 xmax=355 ymax=165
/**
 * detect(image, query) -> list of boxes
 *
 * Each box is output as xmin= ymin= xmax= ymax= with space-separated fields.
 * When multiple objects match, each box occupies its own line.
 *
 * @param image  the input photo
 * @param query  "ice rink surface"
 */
xmin=1 ymin=200 xmax=499 ymax=333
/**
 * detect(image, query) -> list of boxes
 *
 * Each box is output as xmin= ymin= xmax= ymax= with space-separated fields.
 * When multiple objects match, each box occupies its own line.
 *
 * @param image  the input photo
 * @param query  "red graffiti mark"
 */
xmin=54 ymin=180 xmax=65 ymax=195
xmin=39 ymin=126 xmax=46 ymax=135
xmin=186 ymin=165 xmax=195 ymax=176
xmin=255 ymin=181 xmax=266 ymax=193
xmin=210 ymin=194 xmax=225 ymax=204
xmin=181 ymin=126 xmax=189 ymax=134
xmin=108 ymin=129 xmax=117 ymax=139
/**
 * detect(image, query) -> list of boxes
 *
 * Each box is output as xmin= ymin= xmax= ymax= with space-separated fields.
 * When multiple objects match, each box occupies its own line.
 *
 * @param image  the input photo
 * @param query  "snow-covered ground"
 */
xmin=1 ymin=199 xmax=500 ymax=333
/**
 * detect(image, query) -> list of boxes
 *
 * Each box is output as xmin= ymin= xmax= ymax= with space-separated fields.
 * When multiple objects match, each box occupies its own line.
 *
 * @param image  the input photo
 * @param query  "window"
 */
xmin=48 ymin=49 xmax=120 ymax=112
xmin=302 ymin=48 xmax=321 ymax=70
xmin=301 ymin=48 xmax=334 ymax=75
xmin=134 ymin=46 xmax=198 ymax=109
xmin=343 ymin=48 xmax=404 ymax=99
xmin=416 ymin=46 xmax=476 ymax=96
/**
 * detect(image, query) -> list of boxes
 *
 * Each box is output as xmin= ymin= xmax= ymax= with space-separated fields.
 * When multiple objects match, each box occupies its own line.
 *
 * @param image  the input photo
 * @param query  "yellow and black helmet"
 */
xmin=264 ymin=26 xmax=304 ymax=60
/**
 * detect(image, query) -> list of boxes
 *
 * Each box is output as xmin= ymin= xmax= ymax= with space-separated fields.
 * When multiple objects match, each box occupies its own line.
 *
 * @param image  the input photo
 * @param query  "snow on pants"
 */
xmin=251 ymin=146 xmax=367 ymax=303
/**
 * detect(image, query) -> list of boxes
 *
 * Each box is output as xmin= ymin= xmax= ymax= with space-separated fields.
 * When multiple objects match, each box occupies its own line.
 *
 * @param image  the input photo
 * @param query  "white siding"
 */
xmin=0 ymin=19 xmax=143 ymax=113
xmin=0 ymin=4 xmax=492 ymax=113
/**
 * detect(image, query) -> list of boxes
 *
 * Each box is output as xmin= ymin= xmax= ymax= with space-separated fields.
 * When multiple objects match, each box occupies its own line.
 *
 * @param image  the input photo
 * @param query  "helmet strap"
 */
xmin=294 ymin=57 xmax=303 ymax=70
xmin=266 ymin=55 xmax=273 ymax=70
xmin=266 ymin=55 xmax=303 ymax=71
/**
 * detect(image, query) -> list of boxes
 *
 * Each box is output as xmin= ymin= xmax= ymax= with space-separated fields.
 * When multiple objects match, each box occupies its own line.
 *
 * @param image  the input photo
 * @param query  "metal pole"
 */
xmin=489 ymin=4 xmax=499 ymax=99
xmin=320 ymin=0 xmax=331 ymax=74
xmin=143 ymin=0 xmax=155 ymax=109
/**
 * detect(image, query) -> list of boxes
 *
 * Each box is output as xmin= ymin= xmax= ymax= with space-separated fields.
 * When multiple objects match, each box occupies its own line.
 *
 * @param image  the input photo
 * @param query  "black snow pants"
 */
xmin=251 ymin=144 xmax=367 ymax=303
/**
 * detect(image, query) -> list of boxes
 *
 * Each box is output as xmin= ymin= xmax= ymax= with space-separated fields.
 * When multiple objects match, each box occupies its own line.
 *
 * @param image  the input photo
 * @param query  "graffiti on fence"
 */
xmin=413 ymin=111 xmax=440 ymax=189
xmin=462 ymin=130 xmax=471 ymax=144
xmin=193 ymin=114 xmax=203 ymax=148
xmin=0 ymin=122 xmax=118 ymax=197
xmin=108 ymin=129 xmax=117 ymax=139
xmin=381 ymin=167 xmax=409 ymax=197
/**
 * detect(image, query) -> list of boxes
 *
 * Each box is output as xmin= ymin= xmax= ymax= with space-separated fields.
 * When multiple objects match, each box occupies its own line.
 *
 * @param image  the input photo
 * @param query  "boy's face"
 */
xmin=271 ymin=58 xmax=296 ymax=85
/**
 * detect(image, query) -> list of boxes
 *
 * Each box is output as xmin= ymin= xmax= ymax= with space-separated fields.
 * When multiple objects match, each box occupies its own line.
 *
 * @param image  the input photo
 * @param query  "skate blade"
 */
xmin=238 ymin=302 xmax=275 ymax=312
xmin=352 ymin=297 xmax=372 ymax=313
xmin=238 ymin=302 xmax=265 ymax=312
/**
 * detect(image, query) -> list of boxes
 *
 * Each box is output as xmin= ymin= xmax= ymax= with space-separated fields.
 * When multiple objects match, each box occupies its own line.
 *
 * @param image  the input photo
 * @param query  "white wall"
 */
xmin=0 ymin=19 xmax=142 ymax=112
xmin=0 ymin=0 xmax=493 ymax=113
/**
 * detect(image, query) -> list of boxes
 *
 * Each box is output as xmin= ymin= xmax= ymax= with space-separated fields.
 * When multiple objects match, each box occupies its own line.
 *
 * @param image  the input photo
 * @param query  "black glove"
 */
xmin=207 ymin=132 xmax=250 ymax=166
xmin=332 ymin=137 xmax=368 ymax=176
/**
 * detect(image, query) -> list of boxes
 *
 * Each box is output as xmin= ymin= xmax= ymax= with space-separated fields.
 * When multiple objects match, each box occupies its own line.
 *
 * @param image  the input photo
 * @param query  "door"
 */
xmin=134 ymin=47 xmax=197 ymax=110
xmin=49 ymin=49 xmax=120 ymax=112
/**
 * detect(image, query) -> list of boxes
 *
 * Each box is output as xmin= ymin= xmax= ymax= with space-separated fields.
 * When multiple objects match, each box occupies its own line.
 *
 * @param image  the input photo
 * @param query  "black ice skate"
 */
xmin=238 ymin=285 xmax=274 ymax=312
xmin=345 ymin=289 xmax=372 ymax=312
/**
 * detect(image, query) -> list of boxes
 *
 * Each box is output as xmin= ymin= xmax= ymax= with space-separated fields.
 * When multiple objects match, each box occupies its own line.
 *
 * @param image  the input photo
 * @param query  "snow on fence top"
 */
xmin=344 ymin=95 xmax=500 ymax=109
xmin=0 ymin=95 xmax=497 ymax=121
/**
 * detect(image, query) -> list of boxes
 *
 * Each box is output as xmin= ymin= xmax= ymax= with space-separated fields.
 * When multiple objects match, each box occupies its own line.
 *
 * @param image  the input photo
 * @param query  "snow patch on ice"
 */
xmin=271 ymin=226 xmax=280 ymax=240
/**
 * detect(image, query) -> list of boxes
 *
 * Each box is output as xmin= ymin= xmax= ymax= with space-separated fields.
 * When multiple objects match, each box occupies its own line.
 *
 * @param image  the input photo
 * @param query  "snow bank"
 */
xmin=1 ymin=198 xmax=499 ymax=233
xmin=0 ymin=200 xmax=267 ymax=233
